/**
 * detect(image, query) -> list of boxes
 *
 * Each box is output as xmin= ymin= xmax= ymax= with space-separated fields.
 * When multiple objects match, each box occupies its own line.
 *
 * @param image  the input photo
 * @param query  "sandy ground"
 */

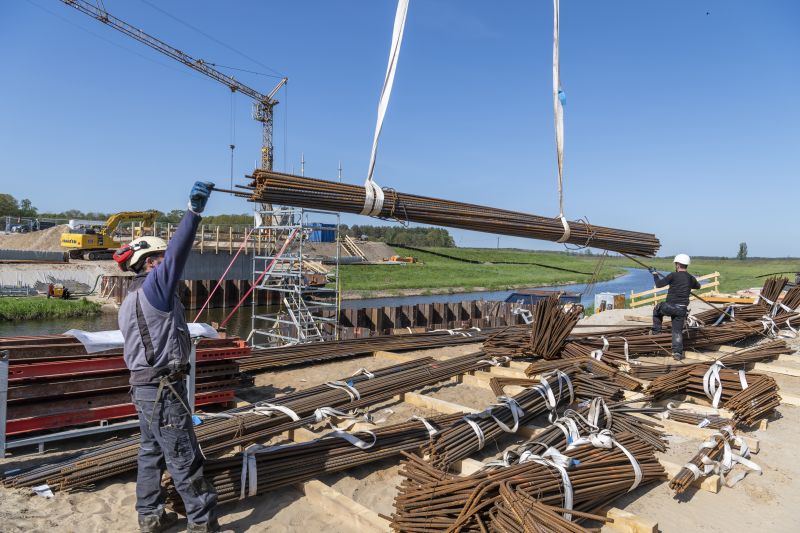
xmin=0 ymin=225 xmax=69 ymax=252
xmin=2 ymin=319 xmax=800 ymax=532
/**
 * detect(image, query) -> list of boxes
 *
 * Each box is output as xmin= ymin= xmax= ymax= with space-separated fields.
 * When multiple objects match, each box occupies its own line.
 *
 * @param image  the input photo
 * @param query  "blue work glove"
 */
xmin=189 ymin=181 xmax=214 ymax=213
xmin=648 ymin=267 xmax=658 ymax=274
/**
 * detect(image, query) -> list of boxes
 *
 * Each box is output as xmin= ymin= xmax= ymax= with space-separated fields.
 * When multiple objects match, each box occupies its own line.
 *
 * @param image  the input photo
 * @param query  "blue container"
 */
xmin=308 ymin=223 xmax=337 ymax=242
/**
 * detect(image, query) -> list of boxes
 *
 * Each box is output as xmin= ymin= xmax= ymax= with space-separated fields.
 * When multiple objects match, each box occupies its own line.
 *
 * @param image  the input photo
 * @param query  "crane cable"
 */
xmin=361 ymin=0 xmax=410 ymax=217
xmin=553 ymin=0 xmax=570 ymax=243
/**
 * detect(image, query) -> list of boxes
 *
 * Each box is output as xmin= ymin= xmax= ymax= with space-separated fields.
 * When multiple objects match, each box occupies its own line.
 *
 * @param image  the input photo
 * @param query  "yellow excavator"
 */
xmin=61 ymin=211 xmax=158 ymax=260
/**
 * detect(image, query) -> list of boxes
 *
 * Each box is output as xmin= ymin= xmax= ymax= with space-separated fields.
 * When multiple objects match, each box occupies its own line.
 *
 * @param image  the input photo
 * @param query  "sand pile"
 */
xmin=0 ymin=224 xmax=69 ymax=252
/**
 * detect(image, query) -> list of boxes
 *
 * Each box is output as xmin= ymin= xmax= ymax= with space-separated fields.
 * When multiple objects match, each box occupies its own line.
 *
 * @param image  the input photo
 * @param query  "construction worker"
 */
xmin=650 ymin=253 xmax=700 ymax=360
xmin=114 ymin=182 xmax=219 ymax=533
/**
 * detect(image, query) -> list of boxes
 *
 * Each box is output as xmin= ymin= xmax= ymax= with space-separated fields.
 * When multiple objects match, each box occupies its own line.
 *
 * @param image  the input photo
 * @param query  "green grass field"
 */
xmin=0 ymin=297 xmax=101 ymax=321
xmin=340 ymin=247 xmax=624 ymax=295
xmin=340 ymin=246 xmax=799 ymax=297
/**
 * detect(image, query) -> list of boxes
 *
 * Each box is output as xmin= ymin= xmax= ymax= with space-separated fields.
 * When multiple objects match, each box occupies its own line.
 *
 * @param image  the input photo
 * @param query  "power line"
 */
xmin=136 ymin=0 xmax=285 ymax=77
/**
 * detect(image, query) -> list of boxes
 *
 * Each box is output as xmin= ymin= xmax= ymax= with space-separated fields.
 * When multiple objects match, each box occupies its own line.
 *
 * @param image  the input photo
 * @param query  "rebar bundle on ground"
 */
xmin=165 ymin=414 xmax=462 ymax=511
xmin=3 ymin=354 xmax=498 ymax=492
xmin=483 ymin=297 xmax=583 ymax=359
xmin=662 ymin=404 xmax=732 ymax=430
xmin=490 ymin=486 xmax=605 ymax=533
xmin=525 ymin=356 xmax=643 ymax=392
xmin=391 ymin=432 xmax=665 ymax=532
xmin=424 ymin=370 xmax=576 ymax=469
xmin=237 ymin=329 xmax=487 ymax=373
xmin=669 ymin=426 xmax=759 ymax=494
xmin=647 ymin=362 xmax=780 ymax=426
xmin=243 ymin=171 xmax=661 ymax=256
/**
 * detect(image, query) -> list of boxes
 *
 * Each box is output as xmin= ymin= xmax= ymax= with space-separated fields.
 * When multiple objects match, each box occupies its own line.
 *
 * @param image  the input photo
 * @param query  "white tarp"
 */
xmin=64 ymin=323 xmax=219 ymax=353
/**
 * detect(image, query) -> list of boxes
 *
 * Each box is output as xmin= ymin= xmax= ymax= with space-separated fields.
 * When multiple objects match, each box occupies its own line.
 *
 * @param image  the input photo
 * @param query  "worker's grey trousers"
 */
xmin=652 ymin=302 xmax=688 ymax=355
xmin=131 ymin=382 xmax=217 ymax=525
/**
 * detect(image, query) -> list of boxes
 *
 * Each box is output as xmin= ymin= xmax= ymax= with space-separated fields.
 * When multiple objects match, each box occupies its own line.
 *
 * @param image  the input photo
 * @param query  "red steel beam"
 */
xmin=5 ymin=390 xmax=236 ymax=435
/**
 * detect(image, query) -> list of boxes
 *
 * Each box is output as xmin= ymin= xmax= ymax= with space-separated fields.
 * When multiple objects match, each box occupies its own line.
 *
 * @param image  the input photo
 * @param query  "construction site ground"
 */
xmin=2 ymin=312 xmax=800 ymax=532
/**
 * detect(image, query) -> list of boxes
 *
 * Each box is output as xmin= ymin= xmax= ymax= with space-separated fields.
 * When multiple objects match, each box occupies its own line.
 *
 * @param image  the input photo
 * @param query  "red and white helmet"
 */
xmin=113 ymin=236 xmax=167 ymax=272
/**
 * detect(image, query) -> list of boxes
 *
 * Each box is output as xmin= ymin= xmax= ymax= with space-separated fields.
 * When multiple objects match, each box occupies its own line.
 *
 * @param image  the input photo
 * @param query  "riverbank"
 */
xmin=0 ymin=297 xmax=101 ymax=321
xmin=339 ymin=247 xmax=623 ymax=297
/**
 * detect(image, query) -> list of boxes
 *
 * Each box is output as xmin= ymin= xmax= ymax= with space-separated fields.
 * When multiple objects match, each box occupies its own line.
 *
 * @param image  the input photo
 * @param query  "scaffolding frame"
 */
xmin=250 ymin=207 xmax=340 ymax=347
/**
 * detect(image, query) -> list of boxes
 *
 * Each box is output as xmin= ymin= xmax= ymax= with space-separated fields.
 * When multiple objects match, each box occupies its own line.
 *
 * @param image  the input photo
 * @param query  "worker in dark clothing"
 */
xmin=651 ymin=253 xmax=701 ymax=361
xmin=114 ymin=182 xmax=220 ymax=533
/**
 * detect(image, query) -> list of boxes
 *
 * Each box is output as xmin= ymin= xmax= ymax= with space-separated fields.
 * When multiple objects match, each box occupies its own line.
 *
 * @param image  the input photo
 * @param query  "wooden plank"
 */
xmin=302 ymin=480 xmax=390 ymax=533
xmin=486 ymin=365 xmax=528 ymax=379
xmin=648 ymin=415 xmax=759 ymax=453
xmin=454 ymin=458 xmax=484 ymax=476
xmin=402 ymin=391 xmax=478 ymax=414
xmin=602 ymin=507 xmax=658 ymax=533
xmin=753 ymin=362 xmax=800 ymax=377
xmin=658 ymin=458 xmax=720 ymax=493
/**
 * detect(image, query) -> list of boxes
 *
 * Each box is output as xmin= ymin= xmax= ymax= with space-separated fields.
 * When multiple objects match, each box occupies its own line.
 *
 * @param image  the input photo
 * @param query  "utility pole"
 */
xmin=301 ymin=153 xmax=305 ymax=176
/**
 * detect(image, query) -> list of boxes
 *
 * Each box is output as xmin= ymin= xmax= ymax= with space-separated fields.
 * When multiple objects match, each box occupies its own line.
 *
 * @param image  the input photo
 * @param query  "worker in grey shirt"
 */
xmin=650 ymin=253 xmax=701 ymax=360
xmin=114 ymin=181 xmax=220 ymax=533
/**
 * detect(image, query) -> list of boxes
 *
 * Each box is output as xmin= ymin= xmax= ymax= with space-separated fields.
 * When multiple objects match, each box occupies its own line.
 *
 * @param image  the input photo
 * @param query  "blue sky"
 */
xmin=1 ymin=1 xmax=798 ymax=257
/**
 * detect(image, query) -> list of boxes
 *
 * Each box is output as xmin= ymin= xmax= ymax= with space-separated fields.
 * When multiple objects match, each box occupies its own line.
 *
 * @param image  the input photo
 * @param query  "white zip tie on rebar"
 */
xmin=590 ymin=336 xmax=610 ymax=361
xmin=250 ymin=403 xmax=301 ymax=421
xmin=324 ymin=380 xmax=361 ymax=401
xmin=350 ymin=368 xmax=375 ymax=379
xmin=519 ymin=446 xmax=575 ymax=520
xmin=362 ymin=0 xmax=409 ymax=217
xmin=703 ymin=361 xmax=726 ymax=408
xmin=409 ymin=415 xmax=439 ymax=439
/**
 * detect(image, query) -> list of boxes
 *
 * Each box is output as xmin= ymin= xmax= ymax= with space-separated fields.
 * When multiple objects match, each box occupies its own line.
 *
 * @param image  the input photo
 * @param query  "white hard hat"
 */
xmin=113 ymin=236 xmax=167 ymax=272
xmin=673 ymin=253 xmax=691 ymax=266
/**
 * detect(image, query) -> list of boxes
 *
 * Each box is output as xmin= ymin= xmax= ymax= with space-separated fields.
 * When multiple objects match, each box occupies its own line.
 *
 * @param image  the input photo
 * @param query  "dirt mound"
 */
xmin=0 ymin=224 xmax=69 ymax=252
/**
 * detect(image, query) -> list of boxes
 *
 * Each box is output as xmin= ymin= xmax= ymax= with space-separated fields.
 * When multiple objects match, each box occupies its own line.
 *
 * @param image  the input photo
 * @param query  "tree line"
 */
xmin=1 ymin=193 xmax=455 ymax=247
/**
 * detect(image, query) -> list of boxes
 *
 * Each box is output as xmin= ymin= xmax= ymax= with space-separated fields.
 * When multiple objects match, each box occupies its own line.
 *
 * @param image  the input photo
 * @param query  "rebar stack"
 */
xmin=663 ymin=405 xmax=733 ymax=430
xmin=526 ymin=356 xmax=643 ymax=392
xmin=647 ymin=363 xmax=780 ymax=426
xmin=243 ymin=171 xmax=661 ymax=256
xmin=490 ymin=486 xmax=604 ymax=533
xmin=237 ymin=329 xmax=488 ymax=373
xmin=424 ymin=371 xmax=576 ymax=469
xmin=390 ymin=432 xmax=665 ymax=532
xmin=3 ymin=354 xmax=498 ymax=492
xmin=165 ymin=414 xmax=463 ymax=511
xmin=669 ymin=427 xmax=743 ymax=494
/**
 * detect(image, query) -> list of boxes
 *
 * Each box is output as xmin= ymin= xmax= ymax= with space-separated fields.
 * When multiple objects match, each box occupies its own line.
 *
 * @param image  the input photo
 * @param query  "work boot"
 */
xmin=139 ymin=511 xmax=178 ymax=533
xmin=187 ymin=519 xmax=223 ymax=533
xmin=672 ymin=352 xmax=684 ymax=361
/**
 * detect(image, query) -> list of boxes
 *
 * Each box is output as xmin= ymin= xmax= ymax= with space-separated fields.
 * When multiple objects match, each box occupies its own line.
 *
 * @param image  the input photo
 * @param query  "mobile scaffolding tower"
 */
xmin=250 ymin=207 xmax=340 ymax=347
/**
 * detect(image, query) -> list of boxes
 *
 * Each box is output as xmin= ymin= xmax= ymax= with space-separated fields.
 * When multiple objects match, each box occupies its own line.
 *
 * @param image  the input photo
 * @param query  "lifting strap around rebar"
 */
xmin=552 ymin=0 xmax=570 ymax=243
xmin=362 ymin=0 xmax=409 ymax=216
xmin=518 ymin=447 xmax=575 ymax=520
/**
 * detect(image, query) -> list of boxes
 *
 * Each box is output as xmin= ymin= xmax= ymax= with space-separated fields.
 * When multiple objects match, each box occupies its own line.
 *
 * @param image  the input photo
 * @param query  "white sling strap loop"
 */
xmin=703 ymin=361 xmax=725 ymax=408
xmin=251 ymin=403 xmax=301 ymax=422
xmin=462 ymin=415 xmax=486 ymax=449
xmin=362 ymin=0 xmax=409 ymax=215
xmin=490 ymin=396 xmax=525 ymax=433
xmin=552 ymin=0 xmax=568 ymax=240
xmin=351 ymin=367 xmax=375 ymax=379
xmin=326 ymin=429 xmax=377 ymax=450
xmin=409 ymin=415 xmax=439 ymax=439
xmin=313 ymin=406 xmax=359 ymax=423
xmin=324 ymin=380 xmax=361 ymax=401
xmin=738 ymin=370 xmax=748 ymax=390
xmin=519 ymin=446 xmax=574 ymax=520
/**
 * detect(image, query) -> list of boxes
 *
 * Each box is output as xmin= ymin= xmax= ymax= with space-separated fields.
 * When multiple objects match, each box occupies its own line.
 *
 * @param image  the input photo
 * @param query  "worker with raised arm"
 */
xmin=113 ymin=182 xmax=221 ymax=533
xmin=650 ymin=253 xmax=701 ymax=361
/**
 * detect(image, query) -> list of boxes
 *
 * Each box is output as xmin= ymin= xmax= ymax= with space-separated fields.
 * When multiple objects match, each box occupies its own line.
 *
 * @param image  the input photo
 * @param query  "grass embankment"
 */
xmin=340 ymin=247 xmax=623 ymax=296
xmin=603 ymin=256 xmax=800 ymax=293
xmin=0 ymin=297 xmax=101 ymax=321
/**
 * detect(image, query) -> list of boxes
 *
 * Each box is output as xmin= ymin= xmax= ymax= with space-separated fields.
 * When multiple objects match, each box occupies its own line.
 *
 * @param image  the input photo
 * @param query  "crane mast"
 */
xmin=61 ymin=0 xmax=287 ymax=170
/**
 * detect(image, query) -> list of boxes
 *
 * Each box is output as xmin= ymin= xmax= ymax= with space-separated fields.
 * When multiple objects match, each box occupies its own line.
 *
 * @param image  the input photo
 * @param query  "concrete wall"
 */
xmin=0 ymin=250 xmax=67 ymax=262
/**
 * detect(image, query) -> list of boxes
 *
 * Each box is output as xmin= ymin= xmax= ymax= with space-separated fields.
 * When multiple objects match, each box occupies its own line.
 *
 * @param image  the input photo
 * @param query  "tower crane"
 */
xmin=60 ymin=0 xmax=287 ymax=171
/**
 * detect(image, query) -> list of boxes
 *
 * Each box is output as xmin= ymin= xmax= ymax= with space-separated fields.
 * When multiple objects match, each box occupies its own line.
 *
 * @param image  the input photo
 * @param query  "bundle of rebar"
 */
xmin=390 ymin=432 xmax=665 ymax=532
xmin=3 ymin=353 xmax=498 ymax=491
xmin=165 ymin=414 xmax=462 ymax=511
xmin=242 ymin=171 xmax=661 ymax=256
xmin=490 ymin=485 xmax=605 ymax=533
xmin=662 ymin=405 xmax=733 ymax=430
xmin=483 ymin=297 xmax=584 ymax=359
xmin=647 ymin=363 xmax=780 ymax=426
xmin=424 ymin=370 xmax=576 ymax=469
xmin=667 ymin=425 xmax=758 ymax=494
xmin=237 ymin=329 xmax=486 ymax=373
xmin=691 ymin=277 xmax=793 ymax=326
xmin=525 ymin=356 xmax=643 ymax=392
